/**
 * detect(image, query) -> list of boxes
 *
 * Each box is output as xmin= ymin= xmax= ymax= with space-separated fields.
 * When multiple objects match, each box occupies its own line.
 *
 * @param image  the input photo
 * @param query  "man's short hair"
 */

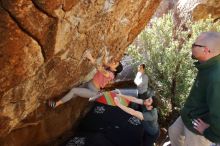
xmin=140 ymin=64 xmax=145 ymax=69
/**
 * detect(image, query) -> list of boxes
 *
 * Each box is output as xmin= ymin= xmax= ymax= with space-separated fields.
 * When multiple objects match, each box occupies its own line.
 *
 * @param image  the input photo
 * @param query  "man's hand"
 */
xmin=193 ymin=118 xmax=210 ymax=134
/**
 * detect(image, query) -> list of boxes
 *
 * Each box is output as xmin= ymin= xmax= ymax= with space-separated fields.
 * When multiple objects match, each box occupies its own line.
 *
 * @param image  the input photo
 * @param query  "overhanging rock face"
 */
xmin=0 ymin=0 xmax=161 ymax=145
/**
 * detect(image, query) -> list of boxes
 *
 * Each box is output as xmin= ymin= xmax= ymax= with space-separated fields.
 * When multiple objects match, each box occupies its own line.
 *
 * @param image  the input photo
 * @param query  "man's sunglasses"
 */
xmin=192 ymin=43 xmax=206 ymax=48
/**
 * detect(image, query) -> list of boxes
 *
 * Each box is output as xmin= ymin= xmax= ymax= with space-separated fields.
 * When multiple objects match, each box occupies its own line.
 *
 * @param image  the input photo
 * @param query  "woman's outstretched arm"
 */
xmin=115 ymin=92 xmax=143 ymax=105
xmin=114 ymin=97 xmax=143 ymax=120
xmin=84 ymin=50 xmax=111 ymax=77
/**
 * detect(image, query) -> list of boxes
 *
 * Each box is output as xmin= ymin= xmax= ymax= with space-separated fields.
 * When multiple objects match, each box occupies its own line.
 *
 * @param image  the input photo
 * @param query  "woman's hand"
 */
xmin=84 ymin=50 xmax=95 ymax=64
xmin=114 ymin=97 xmax=120 ymax=106
xmin=113 ymin=89 xmax=122 ymax=95
xmin=193 ymin=118 xmax=210 ymax=134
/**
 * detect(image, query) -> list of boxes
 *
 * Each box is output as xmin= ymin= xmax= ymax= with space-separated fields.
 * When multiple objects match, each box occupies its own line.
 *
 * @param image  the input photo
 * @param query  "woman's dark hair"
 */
xmin=142 ymin=88 xmax=158 ymax=108
xmin=151 ymin=96 xmax=158 ymax=108
xmin=114 ymin=62 xmax=123 ymax=77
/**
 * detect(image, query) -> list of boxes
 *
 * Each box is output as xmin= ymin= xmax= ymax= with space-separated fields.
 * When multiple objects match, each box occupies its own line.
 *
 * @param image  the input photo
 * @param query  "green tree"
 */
xmin=128 ymin=12 xmax=220 ymax=119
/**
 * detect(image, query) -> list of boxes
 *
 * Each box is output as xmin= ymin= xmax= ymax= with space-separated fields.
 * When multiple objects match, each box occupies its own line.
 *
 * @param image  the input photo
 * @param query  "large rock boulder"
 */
xmin=153 ymin=0 xmax=220 ymax=25
xmin=154 ymin=0 xmax=176 ymax=17
xmin=177 ymin=0 xmax=220 ymax=21
xmin=0 ymin=0 xmax=161 ymax=145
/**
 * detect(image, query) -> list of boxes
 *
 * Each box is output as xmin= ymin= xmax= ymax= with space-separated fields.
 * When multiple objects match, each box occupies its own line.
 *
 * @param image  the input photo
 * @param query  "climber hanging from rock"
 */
xmin=48 ymin=49 xmax=123 ymax=108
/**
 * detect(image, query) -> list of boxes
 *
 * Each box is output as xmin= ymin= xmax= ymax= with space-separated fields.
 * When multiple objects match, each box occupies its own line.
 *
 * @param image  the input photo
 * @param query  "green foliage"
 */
xmin=127 ymin=12 xmax=220 ymax=118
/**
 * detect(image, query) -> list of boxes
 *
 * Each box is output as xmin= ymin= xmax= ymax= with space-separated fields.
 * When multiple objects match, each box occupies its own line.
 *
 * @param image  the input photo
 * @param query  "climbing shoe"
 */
xmin=48 ymin=100 xmax=56 ymax=108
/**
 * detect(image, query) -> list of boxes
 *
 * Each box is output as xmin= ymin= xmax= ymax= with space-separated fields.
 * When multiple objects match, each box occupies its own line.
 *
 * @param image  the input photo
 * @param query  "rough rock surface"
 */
xmin=177 ymin=0 xmax=220 ymax=21
xmin=154 ymin=0 xmax=176 ymax=17
xmin=153 ymin=0 xmax=220 ymax=25
xmin=0 ymin=0 xmax=161 ymax=145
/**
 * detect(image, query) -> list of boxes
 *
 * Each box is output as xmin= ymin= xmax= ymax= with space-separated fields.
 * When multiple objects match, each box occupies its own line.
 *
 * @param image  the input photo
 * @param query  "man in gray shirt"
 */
xmin=134 ymin=64 xmax=148 ymax=98
xmin=131 ymin=64 xmax=148 ymax=110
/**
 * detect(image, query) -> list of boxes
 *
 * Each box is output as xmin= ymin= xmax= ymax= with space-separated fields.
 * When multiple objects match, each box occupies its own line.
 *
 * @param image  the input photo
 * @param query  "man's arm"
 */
xmin=134 ymin=73 xmax=149 ymax=88
xmin=134 ymin=72 xmax=142 ymax=86
xmin=203 ymin=81 xmax=220 ymax=143
xmin=114 ymin=97 xmax=144 ymax=120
